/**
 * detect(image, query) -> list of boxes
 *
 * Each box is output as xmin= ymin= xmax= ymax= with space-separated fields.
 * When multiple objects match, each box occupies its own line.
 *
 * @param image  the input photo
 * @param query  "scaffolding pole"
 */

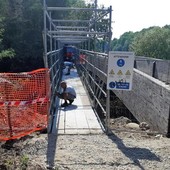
xmin=106 ymin=6 xmax=112 ymax=134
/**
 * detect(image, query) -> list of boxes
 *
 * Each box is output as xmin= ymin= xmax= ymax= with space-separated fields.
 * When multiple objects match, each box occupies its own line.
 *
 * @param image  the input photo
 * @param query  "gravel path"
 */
xmin=0 ymin=120 xmax=170 ymax=170
xmin=48 ymin=132 xmax=170 ymax=170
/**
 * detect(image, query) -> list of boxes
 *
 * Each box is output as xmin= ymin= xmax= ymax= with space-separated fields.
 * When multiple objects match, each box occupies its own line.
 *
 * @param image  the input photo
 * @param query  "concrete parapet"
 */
xmin=113 ymin=69 xmax=170 ymax=134
xmin=135 ymin=59 xmax=170 ymax=84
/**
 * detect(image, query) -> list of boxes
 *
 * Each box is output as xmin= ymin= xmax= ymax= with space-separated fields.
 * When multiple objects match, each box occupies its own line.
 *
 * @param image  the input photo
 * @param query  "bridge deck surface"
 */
xmin=55 ymin=68 xmax=104 ymax=135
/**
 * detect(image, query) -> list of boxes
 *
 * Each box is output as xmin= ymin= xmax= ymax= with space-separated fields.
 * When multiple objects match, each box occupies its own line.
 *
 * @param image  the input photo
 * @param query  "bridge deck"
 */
xmin=54 ymin=68 xmax=104 ymax=134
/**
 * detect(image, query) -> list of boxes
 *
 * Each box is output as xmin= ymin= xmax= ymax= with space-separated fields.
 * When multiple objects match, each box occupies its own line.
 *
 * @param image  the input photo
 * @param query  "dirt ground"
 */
xmin=0 ymin=117 xmax=170 ymax=170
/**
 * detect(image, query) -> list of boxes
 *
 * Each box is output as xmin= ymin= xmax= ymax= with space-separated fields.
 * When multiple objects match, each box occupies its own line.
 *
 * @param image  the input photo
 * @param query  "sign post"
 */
xmin=106 ymin=51 xmax=134 ymax=133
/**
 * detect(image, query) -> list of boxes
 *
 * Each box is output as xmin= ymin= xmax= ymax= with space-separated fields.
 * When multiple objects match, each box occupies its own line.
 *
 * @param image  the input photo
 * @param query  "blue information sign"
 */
xmin=107 ymin=51 xmax=134 ymax=91
xmin=109 ymin=81 xmax=130 ymax=89
xmin=116 ymin=82 xmax=129 ymax=89
xmin=109 ymin=82 xmax=116 ymax=88
xmin=117 ymin=59 xmax=125 ymax=67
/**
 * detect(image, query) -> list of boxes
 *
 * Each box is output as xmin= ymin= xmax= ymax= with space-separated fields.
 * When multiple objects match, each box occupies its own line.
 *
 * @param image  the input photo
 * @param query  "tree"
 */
xmin=130 ymin=26 xmax=170 ymax=59
xmin=111 ymin=31 xmax=135 ymax=51
xmin=0 ymin=17 xmax=15 ymax=57
xmin=1 ymin=0 xmax=44 ymax=72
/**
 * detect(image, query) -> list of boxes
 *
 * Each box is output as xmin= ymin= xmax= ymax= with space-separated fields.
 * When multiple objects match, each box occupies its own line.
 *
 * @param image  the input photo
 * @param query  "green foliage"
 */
xmin=0 ymin=0 xmax=111 ymax=71
xmin=67 ymin=0 xmax=86 ymax=7
xmin=0 ymin=49 xmax=15 ymax=58
xmin=62 ymin=0 xmax=93 ymax=26
xmin=111 ymin=31 xmax=135 ymax=51
xmin=20 ymin=155 xmax=29 ymax=170
xmin=0 ymin=0 xmax=44 ymax=72
xmin=130 ymin=26 xmax=170 ymax=59
xmin=4 ymin=158 xmax=16 ymax=170
xmin=0 ymin=1 xmax=8 ymax=17
xmin=1 ymin=0 xmax=169 ymax=73
xmin=111 ymin=26 xmax=170 ymax=60
xmin=0 ymin=21 xmax=4 ymax=44
xmin=3 ymin=154 xmax=29 ymax=170
xmin=0 ymin=16 xmax=15 ymax=61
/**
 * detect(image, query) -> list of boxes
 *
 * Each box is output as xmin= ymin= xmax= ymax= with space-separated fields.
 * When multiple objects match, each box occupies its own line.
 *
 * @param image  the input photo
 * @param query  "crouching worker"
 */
xmin=56 ymin=81 xmax=76 ymax=107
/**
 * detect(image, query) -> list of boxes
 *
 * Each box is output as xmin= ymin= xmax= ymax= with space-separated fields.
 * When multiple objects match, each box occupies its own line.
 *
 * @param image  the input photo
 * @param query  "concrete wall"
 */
xmin=114 ymin=69 xmax=170 ymax=134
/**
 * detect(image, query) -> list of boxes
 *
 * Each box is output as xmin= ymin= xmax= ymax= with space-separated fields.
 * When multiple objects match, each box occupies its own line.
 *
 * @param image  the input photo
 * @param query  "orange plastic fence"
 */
xmin=0 ymin=68 xmax=50 ymax=141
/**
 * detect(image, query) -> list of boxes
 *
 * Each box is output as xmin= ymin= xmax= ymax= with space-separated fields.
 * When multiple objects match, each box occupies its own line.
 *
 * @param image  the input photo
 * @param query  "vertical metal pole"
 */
xmin=166 ymin=106 xmax=170 ymax=138
xmin=49 ymin=12 xmax=53 ymax=52
xmin=81 ymin=42 xmax=83 ymax=50
xmin=85 ymin=41 xmax=88 ymax=50
xmin=108 ymin=6 xmax=112 ymax=52
xmin=57 ymin=40 xmax=60 ymax=50
xmin=83 ymin=42 xmax=85 ymax=50
xmin=106 ymin=6 xmax=112 ymax=134
xmin=54 ymin=38 xmax=57 ymax=86
xmin=93 ymin=0 xmax=97 ymax=52
xmin=54 ymin=38 xmax=57 ymax=51
xmin=88 ymin=39 xmax=90 ymax=50
xmin=43 ymin=0 xmax=48 ymax=68
xmin=43 ymin=0 xmax=51 ymax=134
xmin=106 ymin=90 xmax=110 ymax=134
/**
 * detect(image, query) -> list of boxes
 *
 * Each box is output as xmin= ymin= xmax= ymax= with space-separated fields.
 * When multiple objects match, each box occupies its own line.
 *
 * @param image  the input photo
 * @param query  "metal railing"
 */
xmin=77 ymin=49 xmax=109 ymax=128
xmin=47 ymin=49 xmax=63 ymax=133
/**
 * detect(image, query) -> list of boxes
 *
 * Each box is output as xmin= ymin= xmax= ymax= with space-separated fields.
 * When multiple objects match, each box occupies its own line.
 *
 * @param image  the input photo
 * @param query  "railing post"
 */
xmin=166 ymin=61 xmax=170 ymax=84
xmin=152 ymin=61 xmax=156 ymax=78
xmin=106 ymin=90 xmax=110 ymax=134
xmin=134 ymin=60 xmax=137 ymax=68
xmin=166 ymin=106 xmax=170 ymax=138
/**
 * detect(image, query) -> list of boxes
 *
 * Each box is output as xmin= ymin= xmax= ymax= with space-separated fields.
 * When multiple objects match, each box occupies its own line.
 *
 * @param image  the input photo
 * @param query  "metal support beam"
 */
xmin=52 ymin=35 xmax=89 ymax=38
xmin=45 ymin=11 xmax=56 ymax=29
xmin=48 ymin=30 xmax=108 ymax=35
xmin=55 ymin=26 xmax=88 ymax=30
xmin=47 ymin=7 xmax=109 ymax=12
xmin=52 ymin=19 xmax=90 ymax=23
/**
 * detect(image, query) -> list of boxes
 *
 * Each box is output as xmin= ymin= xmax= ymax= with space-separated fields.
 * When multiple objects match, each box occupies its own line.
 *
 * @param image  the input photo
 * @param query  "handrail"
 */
xmin=47 ymin=49 xmax=62 ymax=56
xmin=77 ymin=50 xmax=108 ymax=119
xmin=47 ymin=48 xmax=63 ymax=133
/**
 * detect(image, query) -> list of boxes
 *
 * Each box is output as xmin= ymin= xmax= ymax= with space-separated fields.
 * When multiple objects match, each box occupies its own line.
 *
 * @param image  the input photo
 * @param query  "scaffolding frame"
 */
xmin=43 ymin=0 xmax=112 ymax=133
xmin=43 ymin=0 xmax=112 ymax=66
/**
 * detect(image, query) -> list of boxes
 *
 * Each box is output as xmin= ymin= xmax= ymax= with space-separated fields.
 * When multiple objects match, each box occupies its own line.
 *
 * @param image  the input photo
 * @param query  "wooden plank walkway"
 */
xmin=53 ymin=68 xmax=104 ymax=135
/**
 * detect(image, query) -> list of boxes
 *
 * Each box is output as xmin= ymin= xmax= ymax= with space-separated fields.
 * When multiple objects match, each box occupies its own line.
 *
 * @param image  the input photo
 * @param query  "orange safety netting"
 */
xmin=0 ymin=68 xmax=50 ymax=141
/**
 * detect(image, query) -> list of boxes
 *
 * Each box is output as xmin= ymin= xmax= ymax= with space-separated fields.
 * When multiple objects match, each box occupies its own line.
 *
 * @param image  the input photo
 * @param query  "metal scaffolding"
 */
xmin=43 ymin=0 xmax=112 ymax=67
xmin=43 ymin=0 xmax=113 ymax=133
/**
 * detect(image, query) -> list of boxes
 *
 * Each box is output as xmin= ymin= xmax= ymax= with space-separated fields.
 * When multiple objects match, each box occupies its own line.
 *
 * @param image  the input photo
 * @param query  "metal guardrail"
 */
xmin=77 ymin=51 xmax=170 ymax=132
xmin=77 ymin=50 xmax=108 ymax=123
xmin=47 ymin=49 xmax=63 ymax=133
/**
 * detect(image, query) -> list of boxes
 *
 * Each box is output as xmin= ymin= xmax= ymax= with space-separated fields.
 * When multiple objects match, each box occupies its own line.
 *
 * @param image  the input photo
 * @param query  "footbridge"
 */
xmin=43 ymin=0 xmax=170 ymax=136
